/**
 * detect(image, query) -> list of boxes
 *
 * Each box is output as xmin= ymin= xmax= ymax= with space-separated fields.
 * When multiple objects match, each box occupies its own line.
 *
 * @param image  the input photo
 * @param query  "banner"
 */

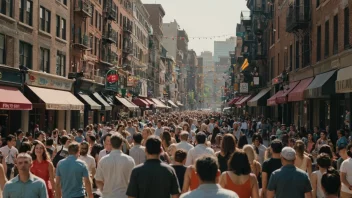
xmin=105 ymin=70 xmax=118 ymax=92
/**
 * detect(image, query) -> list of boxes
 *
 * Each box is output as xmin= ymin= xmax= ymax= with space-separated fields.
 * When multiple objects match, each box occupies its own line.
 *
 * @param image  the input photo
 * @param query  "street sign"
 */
xmin=105 ymin=70 xmax=118 ymax=92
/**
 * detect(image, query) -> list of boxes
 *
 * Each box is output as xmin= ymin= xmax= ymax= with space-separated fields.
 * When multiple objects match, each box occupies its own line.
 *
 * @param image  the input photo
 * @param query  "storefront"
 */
xmin=335 ymin=66 xmax=352 ymax=131
xmin=247 ymin=88 xmax=271 ymax=118
xmin=115 ymin=96 xmax=139 ymax=118
xmin=235 ymin=95 xmax=253 ymax=116
xmin=132 ymin=97 xmax=150 ymax=116
xmin=24 ymin=71 xmax=84 ymax=133
xmin=0 ymin=66 xmax=32 ymax=136
xmin=151 ymin=98 xmax=168 ymax=111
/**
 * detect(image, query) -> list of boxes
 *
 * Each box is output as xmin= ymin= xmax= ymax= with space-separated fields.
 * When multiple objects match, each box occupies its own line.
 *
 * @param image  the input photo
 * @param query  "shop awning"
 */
xmin=116 ymin=97 xmax=139 ymax=110
xmin=145 ymin=99 xmax=155 ymax=106
xmin=235 ymin=95 xmax=253 ymax=108
xmin=168 ymin=100 xmax=178 ymax=108
xmin=0 ymin=86 xmax=32 ymax=110
xmin=151 ymin=98 xmax=168 ymax=108
xmin=92 ymin=92 xmax=112 ymax=110
xmin=176 ymin=101 xmax=183 ymax=106
xmin=275 ymin=81 xmax=299 ymax=104
xmin=247 ymin=88 xmax=271 ymax=107
xmin=267 ymin=91 xmax=283 ymax=106
xmin=78 ymin=93 xmax=101 ymax=110
xmin=227 ymin=97 xmax=241 ymax=105
xmin=133 ymin=98 xmax=150 ymax=108
xmin=288 ymin=78 xmax=313 ymax=102
xmin=304 ymin=70 xmax=337 ymax=98
xmin=28 ymin=86 xmax=84 ymax=110
xmin=336 ymin=66 xmax=352 ymax=93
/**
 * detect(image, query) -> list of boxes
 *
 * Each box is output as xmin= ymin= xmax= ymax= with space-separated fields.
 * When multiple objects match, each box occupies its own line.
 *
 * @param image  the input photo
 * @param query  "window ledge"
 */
xmin=17 ymin=22 xmax=33 ymax=32
xmin=55 ymin=0 xmax=68 ymax=10
xmin=322 ymin=0 xmax=330 ymax=7
xmin=316 ymin=5 xmax=321 ymax=11
xmin=269 ymin=44 xmax=275 ymax=49
xmin=39 ymin=30 xmax=52 ymax=39
xmin=55 ymin=37 xmax=67 ymax=44
xmin=0 ymin=13 xmax=16 ymax=24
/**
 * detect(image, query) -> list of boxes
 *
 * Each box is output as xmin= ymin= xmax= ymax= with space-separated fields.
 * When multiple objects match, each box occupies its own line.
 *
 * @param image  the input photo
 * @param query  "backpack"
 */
xmin=53 ymin=146 xmax=68 ymax=168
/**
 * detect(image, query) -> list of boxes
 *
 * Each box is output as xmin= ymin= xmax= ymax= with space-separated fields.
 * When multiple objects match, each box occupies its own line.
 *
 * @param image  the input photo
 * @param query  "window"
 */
xmin=0 ymin=0 xmax=13 ymax=17
xmin=116 ymin=6 xmax=119 ymax=22
xmin=120 ymin=13 xmax=122 ymax=26
xmin=324 ymin=20 xmax=329 ymax=58
xmin=277 ymin=17 xmax=280 ymax=39
xmin=345 ymin=8 xmax=350 ymax=49
xmin=90 ymin=34 xmax=93 ymax=54
xmin=303 ymin=34 xmax=310 ymax=67
xmin=56 ymin=15 xmax=60 ymax=37
xmin=289 ymin=45 xmax=293 ymax=71
xmin=56 ymin=0 xmax=67 ymax=5
xmin=316 ymin=0 xmax=320 ymax=7
xmin=90 ymin=5 xmax=94 ymax=25
xmin=119 ymin=34 xmax=122 ymax=49
xmin=61 ymin=18 xmax=66 ymax=40
xmin=317 ymin=25 xmax=321 ymax=61
xmin=270 ymin=57 xmax=275 ymax=80
xmin=0 ymin=34 xmax=5 ymax=64
xmin=56 ymin=52 xmax=66 ymax=76
xmin=40 ymin=48 xmax=50 ymax=73
xmin=333 ymin=15 xmax=338 ymax=54
xmin=19 ymin=0 xmax=32 ymax=26
xmin=95 ymin=10 xmax=98 ymax=28
xmin=295 ymin=41 xmax=299 ymax=70
xmin=97 ymin=39 xmax=100 ymax=57
xmin=95 ymin=37 xmax=98 ymax=56
xmin=40 ymin=6 xmax=51 ymax=33
xmin=19 ymin=41 xmax=32 ymax=69
xmin=271 ymin=25 xmax=275 ymax=45
xmin=277 ymin=53 xmax=280 ymax=75
xmin=100 ymin=14 xmax=102 ymax=32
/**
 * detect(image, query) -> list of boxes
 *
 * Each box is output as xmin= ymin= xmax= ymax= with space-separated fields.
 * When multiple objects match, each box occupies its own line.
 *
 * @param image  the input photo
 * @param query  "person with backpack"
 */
xmin=52 ymin=135 xmax=71 ymax=168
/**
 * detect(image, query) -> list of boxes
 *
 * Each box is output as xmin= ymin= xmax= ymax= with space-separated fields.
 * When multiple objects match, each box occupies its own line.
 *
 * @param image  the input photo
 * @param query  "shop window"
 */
xmin=19 ymin=41 xmax=32 ymax=69
xmin=40 ymin=6 xmax=51 ymax=33
xmin=0 ymin=0 xmax=13 ymax=18
xmin=19 ymin=0 xmax=32 ymax=26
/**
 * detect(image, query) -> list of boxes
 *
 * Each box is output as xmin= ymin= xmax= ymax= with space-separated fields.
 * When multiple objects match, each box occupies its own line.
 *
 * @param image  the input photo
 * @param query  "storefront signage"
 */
xmin=45 ymin=103 xmax=83 ymax=111
xmin=272 ymin=76 xmax=283 ymax=85
xmin=240 ymin=83 xmax=248 ymax=93
xmin=105 ymin=70 xmax=118 ymax=92
xmin=336 ymin=78 xmax=352 ymax=93
xmin=234 ymin=83 xmax=239 ymax=91
xmin=253 ymin=77 xmax=260 ymax=85
xmin=0 ymin=66 xmax=22 ymax=85
xmin=127 ymin=76 xmax=137 ymax=87
xmin=0 ymin=102 xmax=32 ymax=110
xmin=26 ymin=71 xmax=73 ymax=91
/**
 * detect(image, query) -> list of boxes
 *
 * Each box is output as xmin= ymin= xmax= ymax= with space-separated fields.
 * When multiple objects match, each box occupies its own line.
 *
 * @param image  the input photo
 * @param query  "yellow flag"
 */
xmin=241 ymin=59 xmax=249 ymax=71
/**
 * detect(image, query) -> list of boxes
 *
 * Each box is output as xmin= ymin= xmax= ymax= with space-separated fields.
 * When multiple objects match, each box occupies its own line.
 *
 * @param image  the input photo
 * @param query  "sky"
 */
xmin=142 ymin=0 xmax=248 ymax=55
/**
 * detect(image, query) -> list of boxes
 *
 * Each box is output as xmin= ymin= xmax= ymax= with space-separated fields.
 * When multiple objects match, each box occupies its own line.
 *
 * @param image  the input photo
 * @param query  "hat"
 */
xmin=180 ymin=131 xmax=189 ymax=136
xmin=281 ymin=147 xmax=296 ymax=161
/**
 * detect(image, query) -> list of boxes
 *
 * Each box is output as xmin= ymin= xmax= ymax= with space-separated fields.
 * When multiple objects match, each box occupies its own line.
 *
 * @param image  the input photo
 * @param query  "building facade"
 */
xmin=214 ymin=37 xmax=236 ymax=62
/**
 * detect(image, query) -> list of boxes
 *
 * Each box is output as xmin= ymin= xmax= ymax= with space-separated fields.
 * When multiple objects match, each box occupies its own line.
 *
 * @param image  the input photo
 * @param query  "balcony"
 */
xmin=73 ymin=34 xmax=90 ymax=50
xmin=286 ymin=1 xmax=310 ymax=33
xmin=241 ymin=11 xmax=252 ymax=29
xmin=104 ymin=6 xmax=117 ymax=21
xmin=253 ymin=17 xmax=265 ymax=35
xmin=253 ymin=43 xmax=267 ymax=60
xmin=102 ymin=25 xmax=117 ymax=44
xmin=100 ymin=48 xmax=116 ymax=66
xmin=123 ymin=24 xmax=133 ymax=34
xmin=243 ymin=33 xmax=255 ymax=45
xmin=74 ymin=0 xmax=92 ymax=18
xmin=122 ymin=39 xmax=133 ymax=55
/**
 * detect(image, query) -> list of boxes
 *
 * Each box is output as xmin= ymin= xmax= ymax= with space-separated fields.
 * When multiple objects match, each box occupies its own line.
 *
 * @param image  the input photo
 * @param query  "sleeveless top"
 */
xmin=30 ymin=160 xmax=53 ymax=198
xmin=297 ymin=156 xmax=308 ymax=172
xmin=190 ymin=168 xmax=200 ymax=190
xmin=314 ymin=170 xmax=326 ymax=198
xmin=224 ymin=173 xmax=252 ymax=198
xmin=217 ymin=153 xmax=230 ymax=173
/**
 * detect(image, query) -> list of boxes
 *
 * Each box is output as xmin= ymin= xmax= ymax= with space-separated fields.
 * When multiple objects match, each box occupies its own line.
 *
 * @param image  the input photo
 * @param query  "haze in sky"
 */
xmin=142 ymin=0 xmax=248 ymax=54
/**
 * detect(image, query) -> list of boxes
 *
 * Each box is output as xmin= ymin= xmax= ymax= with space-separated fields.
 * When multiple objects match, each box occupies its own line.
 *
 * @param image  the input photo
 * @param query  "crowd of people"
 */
xmin=0 ymin=111 xmax=350 ymax=198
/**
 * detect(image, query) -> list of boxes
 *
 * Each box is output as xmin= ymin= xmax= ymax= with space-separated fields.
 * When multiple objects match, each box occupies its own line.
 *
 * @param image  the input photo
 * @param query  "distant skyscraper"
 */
xmin=213 ymin=37 xmax=236 ymax=62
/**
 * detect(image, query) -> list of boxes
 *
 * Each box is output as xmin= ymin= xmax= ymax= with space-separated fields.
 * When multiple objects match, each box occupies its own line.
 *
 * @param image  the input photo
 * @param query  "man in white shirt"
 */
xmin=185 ymin=132 xmax=214 ymax=166
xmin=95 ymin=133 xmax=135 ymax=198
xmin=79 ymin=142 xmax=96 ymax=181
xmin=0 ymin=134 xmax=18 ymax=179
xmin=176 ymin=131 xmax=194 ymax=152
xmin=129 ymin=133 xmax=146 ymax=165
xmin=241 ymin=120 xmax=248 ymax=136
xmin=154 ymin=120 xmax=164 ymax=137
xmin=98 ymin=133 xmax=112 ymax=162
xmin=232 ymin=123 xmax=243 ymax=141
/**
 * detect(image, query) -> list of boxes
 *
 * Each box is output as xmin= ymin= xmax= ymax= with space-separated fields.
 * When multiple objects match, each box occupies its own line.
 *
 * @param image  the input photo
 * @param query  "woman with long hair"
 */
xmin=30 ymin=141 xmax=56 ymax=198
xmin=243 ymin=145 xmax=261 ymax=178
xmin=216 ymin=134 xmax=236 ymax=173
xmin=294 ymin=140 xmax=312 ymax=178
xmin=141 ymin=127 xmax=153 ymax=146
xmin=219 ymin=150 xmax=260 ymax=198
xmin=307 ymin=132 xmax=316 ymax=154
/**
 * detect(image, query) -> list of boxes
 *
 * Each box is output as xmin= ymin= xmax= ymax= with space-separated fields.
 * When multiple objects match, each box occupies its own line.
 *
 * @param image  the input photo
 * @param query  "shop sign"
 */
xmin=0 ymin=102 xmax=32 ymax=110
xmin=272 ymin=76 xmax=283 ymax=85
xmin=0 ymin=67 xmax=22 ymax=85
xmin=336 ymin=78 xmax=352 ymax=93
xmin=234 ymin=83 xmax=239 ymax=91
xmin=105 ymin=70 xmax=118 ymax=92
xmin=253 ymin=77 xmax=260 ymax=85
xmin=240 ymin=83 xmax=248 ymax=93
xmin=46 ymin=103 xmax=83 ymax=111
xmin=127 ymin=76 xmax=137 ymax=87
xmin=26 ymin=71 xmax=72 ymax=91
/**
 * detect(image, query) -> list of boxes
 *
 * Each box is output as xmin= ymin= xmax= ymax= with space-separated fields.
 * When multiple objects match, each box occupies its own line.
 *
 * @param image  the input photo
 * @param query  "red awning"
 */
xmin=0 ymin=86 xmax=32 ymax=110
xmin=288 ymin=78 xmax=314 ymax=102
xmin=267 ymin=91 xmax=283 ymax=106
xmin=227 ymin=97 xmax=241 ymax=105
xmin=144 ymin=98 xmax=155 ymax=105
xmin=276 ymin=81 xmax=299 ymax=104
xmin=133 ymin=98 xmax=150 ymax=108
xmin=235 ymin=95 xmax=253 ymax=107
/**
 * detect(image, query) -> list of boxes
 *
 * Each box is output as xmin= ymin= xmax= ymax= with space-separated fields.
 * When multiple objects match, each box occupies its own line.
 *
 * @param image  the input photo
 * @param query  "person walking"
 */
xmin=126 ymin=136 xmax=180 ymax=198
xmin=78 ymin=142 xmax=96 ymax=182
xmin=185 ymin=132 xmax=214 ymax=166
xmin=95 ymin=133 xmax=135 ymax=198
xmin=0 ymin=135 xmax=18 ymax=180
xmin=129 ymin=133 xmax=146 ymax=165
xmin=182 ymin=155 xmax=239 ymax=198
xmin=176 ymin=131 xmax=194 ymax=153
xmin=55 ymin=142 xmax=93 ymax=198
xmin=311 ymin=153 xmax=332 ymax=198
xmin=267 ymin=147 xmax=312 ymax=198
xmin=3 ymin=153 xmax=47 ymax=198
xmin=340 ymin=143 xmax=352 ymax=198
xmin=30 ymin=141 xmax=55 ymax=198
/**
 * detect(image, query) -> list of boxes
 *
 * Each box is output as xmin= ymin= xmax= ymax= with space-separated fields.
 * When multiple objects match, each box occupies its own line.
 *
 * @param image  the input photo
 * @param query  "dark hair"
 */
xmin=319 ymin=145 xmax=333 ymax=159
xmin=6 ymin=135 xmax=15 ymax=143
xmin=221 ymin=134 xmax=236 ymax=157
xmin=133 ymin=133 xmax=143 ymax=144
xmin=145 ymin=136 xmax=161 ymax=155
xmin=19 ymin=142 xmax=32 ymax=153
xmin=321 ymin=170 xmax=340 ymax=195
xmin=271 ymin=139 xmax=283 ymax=154
xmin=251 ymin=133 xmax=263 ymax=144
xmin=110 ymin=134 xmax=124 ymax=149
xmin=237 ymin=136 xmax=248 ymax=149
xmin=16 ymin=130 xmax=23 ymax=136
xmin=60 ymin=135 xmax=69 ymax=145
xmin=77 ymin=128 xmax=84 ymax=134
xmin=195 ymin=155 xmax=219 ymax=182
xmin=174 ymin=149 xmax=187 ymax=163
xmin=211 ymin=127 xmax=221 ymax=144
xmin=45 ymin=138 xmax=54 ymax=146
xmin=228 ymin=150 xmax=251 ymax=176
xmin=347 ymin=143 xmax=352 ymax=158
xmin=88 ymin=134 xmax=96 ymax=142
xmin=316 ymin=153 xmax=331 ymax=169
xmin=196 ymin=132 xmax=206 ymax=144
xmin=161 ymin=132 xmax=172 ymax=147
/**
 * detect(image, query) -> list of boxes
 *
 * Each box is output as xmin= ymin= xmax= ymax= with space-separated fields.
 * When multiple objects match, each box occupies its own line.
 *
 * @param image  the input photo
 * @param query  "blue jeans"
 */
xmin=6 ymin=164 xmax=14 ymax=180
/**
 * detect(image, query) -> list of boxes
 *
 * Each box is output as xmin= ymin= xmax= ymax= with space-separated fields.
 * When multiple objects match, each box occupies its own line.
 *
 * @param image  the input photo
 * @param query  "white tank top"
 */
xmin=314 ymin=170 xmax=326 ymax=198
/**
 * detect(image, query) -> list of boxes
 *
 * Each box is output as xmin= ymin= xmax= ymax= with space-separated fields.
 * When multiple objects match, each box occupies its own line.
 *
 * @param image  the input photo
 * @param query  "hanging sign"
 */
xmin=240 ymin=83 xmax=248 ymax=93
xmin=105 ymin=70 xmax=119 ymax=92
